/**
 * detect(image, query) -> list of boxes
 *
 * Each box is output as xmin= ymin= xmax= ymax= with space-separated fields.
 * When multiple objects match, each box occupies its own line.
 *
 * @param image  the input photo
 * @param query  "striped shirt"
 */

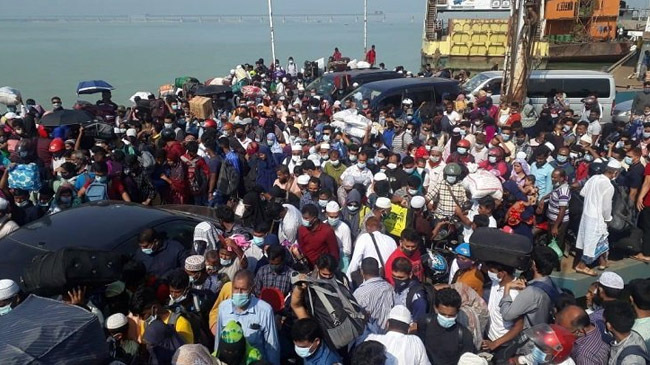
xmin=547 ymin=183 xmax=571 ymax=223
xmin=572 ymin=326 xmax=610 ymax=365
xmin=353 ymin=277 xmax=395 ymax=329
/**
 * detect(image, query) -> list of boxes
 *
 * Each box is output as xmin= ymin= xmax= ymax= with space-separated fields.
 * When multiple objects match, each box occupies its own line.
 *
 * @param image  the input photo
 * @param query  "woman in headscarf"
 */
xmin=255 ymin=145 xmax=277 ymax=193
xmin=509 ymin=158 xmax=530 ymax=187
xmin=193 ymin=221 xmax=221 ymax=255
xmin=265 ymin=133 xmax=285 ymax=165
xmin=143 ymin=319 xmax=185 ymax=365
xmin=478 ymin=147 xmax=509 ymax=181
xmin=342 ymin=189 xmax=362 ymax=240
xmin=240 ymin=189 xmax=267 ymax=227
xmin=166 ymin=148 xmax=189 ymax=204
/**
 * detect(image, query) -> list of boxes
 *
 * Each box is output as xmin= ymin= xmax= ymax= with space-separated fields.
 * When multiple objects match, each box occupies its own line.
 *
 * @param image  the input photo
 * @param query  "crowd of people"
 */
xmin=0 ymin=55 xmax=649 ymax=365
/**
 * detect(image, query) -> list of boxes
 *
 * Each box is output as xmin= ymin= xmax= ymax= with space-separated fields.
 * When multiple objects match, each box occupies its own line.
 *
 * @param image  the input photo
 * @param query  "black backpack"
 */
xmin=406 ymin=281 xmax=437 ymax=314
xmin=168 ymin=304 xmax=214 ymax=351
xmin=610 ymin=184 xmax=635 ymax=233
xmin=303 ymin=277 xmax=367 ymax=349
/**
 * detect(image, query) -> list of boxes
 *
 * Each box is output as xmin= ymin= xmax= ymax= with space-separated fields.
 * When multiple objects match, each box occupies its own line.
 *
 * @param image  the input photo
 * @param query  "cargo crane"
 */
xmin=501 ymin=0 xmax=542 ymax=104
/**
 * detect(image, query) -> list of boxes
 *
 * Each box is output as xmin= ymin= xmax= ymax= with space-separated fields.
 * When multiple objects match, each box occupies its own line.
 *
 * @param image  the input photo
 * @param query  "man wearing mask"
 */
xmin=325 ymin=201 xmax=352 ymax=271
xmin=417 ymin=287 xmax=476 ymax=364
xmin=167 ymin=269 xmax=215 ymax=337
xmin=631 ymin=80 xmax=650 ymax=116
xmin=629 ymin=279 xmax=650 ymax=348
xmin=286 ymin=56 xmax=298 ymax=77
xmin=134 ymin=228 xmax=187 ymax=278
xmin=244 ymin=222 xmax=271 ymax=273
xmin=366 ymin=305 xmax=431 ymax=364
xmin=384 ymin=228 xmax=425 ymax=285
xmin=12 ymin=189 xmax=39 ymax=226
xmin=586 ymin=109 xmax=602 ymax=145
xmin=385 ymin=153 xmax=410 ymax=192
xmin=554 ymin=305 xmax=609 ymax=365
xmin=340 ymin=150 xmax=373 ymax=187
xmin=215 ymin=270 xmax=280 ymax=364
xmin=299 ymin=177 xmax=320 ymax=209
xmin=291 ymin=318 xmax=342 ymax=364
xmin=392 ymin=121 xmax=415 ymax=155
xmin=391 ymin=257 xmax=428 ymax=321
xmin=254 ymin=245 xmax=293 ymax=297
xmin=297 ymin=204 xmax=340 ymax=267
xmin=446 ymin=139 xmax=475 ymax=165
xmin=590 ymin=271 xmax=624 ymax=342
xmin=346 ymin=217 xmax=397 ymax=280
xmin=185 ymin=255 xmax=222 ymax=295
xmin=51 ymin=96 xmax=63 ymax=112
xmin=531 ymin=147 xmax=555 ymax=198
xmin=425 ymin=163 xmax=467 ymax=220
xmin=0 ymin=279 xmax=22 ymax=316
xmin=604 ymin=300 xmax=649 ymax=365
xmin=449 ymin=243 xmax=485 ymax=296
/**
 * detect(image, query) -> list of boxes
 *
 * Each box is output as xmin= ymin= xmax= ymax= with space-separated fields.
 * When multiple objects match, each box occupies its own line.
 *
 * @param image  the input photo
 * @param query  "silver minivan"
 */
xmin=462 ymin=70 xmax=616 ymax=123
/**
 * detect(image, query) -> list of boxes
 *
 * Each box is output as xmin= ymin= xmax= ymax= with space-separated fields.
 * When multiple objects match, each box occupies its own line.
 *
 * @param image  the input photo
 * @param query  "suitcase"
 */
xmin=22 ymin=248 xmax=125 ymax=296
xmin=469 ymin=227 xmax=533 ymax=270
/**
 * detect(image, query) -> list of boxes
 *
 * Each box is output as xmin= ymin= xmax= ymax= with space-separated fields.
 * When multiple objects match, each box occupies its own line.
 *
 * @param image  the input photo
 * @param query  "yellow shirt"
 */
xmin=209 ymin=281 xmax=233 ymax=335
xmin=139 ymin=310 xmax=195 ymax=345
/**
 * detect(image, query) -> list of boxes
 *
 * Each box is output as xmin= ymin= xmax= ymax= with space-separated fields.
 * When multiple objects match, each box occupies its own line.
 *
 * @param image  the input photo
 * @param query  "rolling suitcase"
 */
xmin=469 ymin=227 xmax=532 ymax=270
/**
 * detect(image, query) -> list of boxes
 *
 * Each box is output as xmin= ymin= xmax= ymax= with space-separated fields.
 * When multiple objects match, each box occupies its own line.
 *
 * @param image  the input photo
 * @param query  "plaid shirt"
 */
xmin=425 ymin=181 xmax=467 ymax=219
xmin=254 ymin=264 xmax=294 ymax=297
xmin=126 ymin=172 xmax=156 ymax=202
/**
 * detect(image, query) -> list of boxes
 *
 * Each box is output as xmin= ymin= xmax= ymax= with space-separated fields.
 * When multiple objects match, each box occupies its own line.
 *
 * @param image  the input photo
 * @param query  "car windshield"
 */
xmin=344 ymin=84 xmax=383 ymax=105
xmin=462 ymin=73 xmax=491 ymax=94
xmin=305 ymin=76 xmax=335 ymax=95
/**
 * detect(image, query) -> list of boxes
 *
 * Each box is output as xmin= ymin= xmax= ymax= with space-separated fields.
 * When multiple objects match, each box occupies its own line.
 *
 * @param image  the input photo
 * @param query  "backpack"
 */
xmin=303 ymin=277 xmax=367 ymax=349
xmin=609 ymin=184 xmax=635 ymax=232
xmin=138 ymin=150 xmax=156 ymax=175
xmin=8 ymin=163 xmax=42 ymax=191
xmin=217 ymin=159 xmax=240 ymax=196
xmin=150 ymin=99 xmax=167 ymax=119
xmin=406 ymin=281 xmax=437 ymax=314
xmin=529 ymin=280 xmax=561 ymax=323
xmin=616 ymin=345 xmax=650 ymax=365
xmin=86 ymin=181 xmax=109 ymax=202
xmin=181 ymin=156 xmax=207 ymax=195
xmin=168 ymin=305 xmax=214 ymax=351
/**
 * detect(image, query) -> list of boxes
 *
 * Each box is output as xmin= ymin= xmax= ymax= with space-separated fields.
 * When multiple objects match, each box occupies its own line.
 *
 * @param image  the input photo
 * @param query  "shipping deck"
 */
xmin=551 ymin=257 xmax=650 ymax=296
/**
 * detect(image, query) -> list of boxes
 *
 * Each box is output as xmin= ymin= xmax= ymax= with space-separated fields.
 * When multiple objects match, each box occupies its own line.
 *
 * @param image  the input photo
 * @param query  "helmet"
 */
xmin=161 ymin=128 xmax=176 ymax=142
xmin=526 ymin=324 xmax=575 ymax=364
xmin=488 ymin=147 xmax=504 ymax=159
xmin=49 ymin=138 xmax=65 ymax=153
xmin=204 ymin=119 xmax=217 ymax=129
xmin=589 ymin=162 xmax=605 ymax=176
xmin=443 ymin=163 xmax=462 ymax=177
xmin=456 ymin=139 xmax=471 ymax=149
xmin=424 ymin=249 xmax=448 ymax=281
xmin=454 ymin=243 xmax=471 ymax=258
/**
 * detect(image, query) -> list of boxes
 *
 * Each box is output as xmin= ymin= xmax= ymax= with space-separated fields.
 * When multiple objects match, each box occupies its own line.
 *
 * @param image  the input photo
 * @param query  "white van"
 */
xmin=462 ymin=70 xmax=616 ymax=124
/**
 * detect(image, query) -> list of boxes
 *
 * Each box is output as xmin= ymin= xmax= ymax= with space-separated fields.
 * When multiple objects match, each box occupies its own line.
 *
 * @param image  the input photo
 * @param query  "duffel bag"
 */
xmin=22 ymin=248 xmax=125 ymax=296
xmin=469 ymin=227 xmax=532 ymax=270
xmin=0 ymin=86 xmax=21 ymax=106
xmin=8 ymin=163 xmax=42 ymax=191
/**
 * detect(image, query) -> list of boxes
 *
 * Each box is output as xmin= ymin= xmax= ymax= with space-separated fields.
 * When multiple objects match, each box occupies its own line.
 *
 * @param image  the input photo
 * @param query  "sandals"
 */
xmin=630 ymin=255 xmax=650 ymax=263
xmin=575 ymin=267 xmax=598 ymax=276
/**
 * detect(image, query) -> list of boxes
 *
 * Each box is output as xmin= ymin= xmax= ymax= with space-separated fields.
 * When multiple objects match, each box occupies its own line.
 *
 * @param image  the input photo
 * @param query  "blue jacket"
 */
xmin=134 ymin=239 xmax=187 ymax=278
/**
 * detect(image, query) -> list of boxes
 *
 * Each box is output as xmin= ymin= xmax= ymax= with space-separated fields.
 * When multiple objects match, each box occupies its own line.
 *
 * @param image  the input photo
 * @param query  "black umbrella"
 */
xmin=40 ymin=109 xmax=94 ymax=127
xmin=195 ymin=84 xmax=232 ymax=97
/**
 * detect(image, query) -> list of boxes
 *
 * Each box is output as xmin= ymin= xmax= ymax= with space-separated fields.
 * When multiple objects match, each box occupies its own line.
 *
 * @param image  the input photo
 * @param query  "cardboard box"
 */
xmin=189 ymin=96 xmax=213 ymax=119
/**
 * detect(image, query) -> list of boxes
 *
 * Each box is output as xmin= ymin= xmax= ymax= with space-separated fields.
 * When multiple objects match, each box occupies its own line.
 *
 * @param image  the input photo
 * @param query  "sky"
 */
xmin=3 ymin=0 xmax=423 ymax=17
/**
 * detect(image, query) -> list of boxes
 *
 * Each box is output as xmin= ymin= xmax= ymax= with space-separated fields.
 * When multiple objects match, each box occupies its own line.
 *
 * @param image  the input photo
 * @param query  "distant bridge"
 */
xmin=0 ymin=13 xmax=387 ymax=24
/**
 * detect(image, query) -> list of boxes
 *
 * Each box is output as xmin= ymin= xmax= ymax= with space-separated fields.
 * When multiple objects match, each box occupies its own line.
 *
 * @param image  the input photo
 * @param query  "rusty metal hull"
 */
xmin=548 ymin=41 xmax=632 ymax=62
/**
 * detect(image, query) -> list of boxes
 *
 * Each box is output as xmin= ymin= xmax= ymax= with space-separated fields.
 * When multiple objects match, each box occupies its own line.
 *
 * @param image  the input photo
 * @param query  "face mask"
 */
xmin=487 ymin=271 xmax=500 ymax=283
xmin=320 ymin=155 xmax=329 ymax=161
xmin=584 ymin=154 xmax=594 ymax=162
xmin=501 ymin=134 xmax=511 ymax=141
xmin=429 ymin=156 xmax=440 ymax=163
xmin=327 ymin=217 xmax=340 ymax=226
xmin=408 ymin=188 xmax=419 ymax=195
xmin=220 ymin=258 xmax=233 ymax=266
xmin=141 ymin=247 xmax=154 ymax=255
xmin=403 ymin=167 xmax=414 ymax=174
xmin=38 ymin=200 xmax=50 ymax=208
xmin=474 ymin=120 xmax=482 ymax=126
xmin=417 ymin=167 xmax=425 ymax=175
xmin=562 ymin=125 xmax=571 ymax=133
xmin=16 ymin=200 xmax=28 ymax=208
xmin=169 ymin=292 xmax=187 ymax=304
xmin=349 ymin=155 xmax=358 ymax=162
xmin=459 ymin=129 xmax=467 ymax=136
xmin=387 ymin=163 xmax=397 ymax=170
xmin=252 ymin=236 xmax=265 ymax=246
xmin=616 ymin=141 xmax=624 ymax=149
xmin=475 ymin=143 xmax=484 ymax=150
xmin=624 ymin=156 xmax=633 ymax=165
xmin=95 ymin=176 xmax=108 ymax=184
xmin=322 ymin=134 xmax=330 ymax=142
xmin=18 ymin=151 xmax=28 ymax=158
xmin=347 ymin=204 xmax=359 ymax=212
xmin=436 ymin=313 xmax=457 ymax=328
xmin=0 ymin=303 xmax=11 ymax=316
xmin=556 ymin=155 xmax=568 ymax=163
xmin=644 ymin=132 xmax=650 ymax=139
xmin=446 ymin=176 xmax=457 ymax=184
xmin=531 ymin=345 xmax=548 ymax=364
xmin=291 ymin=155 xmax=301 ymax=162
xmin=266 ymin=140 xmax=274 ymax=147
xmin=164 ymin=123 xmax=173 ymax=129
xmin=318 ymin=199 xmax=329 ymax=208
xmin=393 ymin=278 xmax=409 ymax=293
xmin=301 ymin=218 xmax=312 ymax=227
xmin=60 ymin=196 xmax=72 ymax=205
xmin=488 ymin=156 xmax=497 ymax=164
xmin=457 ymin=259 xmax=473 ymax=270
xmin=457 ymin=147 xmax=467 ymax=155
xmin=357 ymin=162 xmax=366 ymax=169
xmin=375 ymin=156 xmax=385 ymax=163
xmin=570 ymin=152 xmax=578 ymax=159
xmin=145 ymin=312 xmax=158 ymax=326
xmin=294 ymin=344 xmax=314 ymax=358
xmin=231 ymin=292 xmax=251 ymax=308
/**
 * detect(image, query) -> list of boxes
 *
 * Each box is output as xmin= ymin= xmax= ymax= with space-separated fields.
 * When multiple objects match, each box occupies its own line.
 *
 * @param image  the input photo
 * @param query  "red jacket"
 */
xmin=298 ymin=222 xmax=340 ymax=266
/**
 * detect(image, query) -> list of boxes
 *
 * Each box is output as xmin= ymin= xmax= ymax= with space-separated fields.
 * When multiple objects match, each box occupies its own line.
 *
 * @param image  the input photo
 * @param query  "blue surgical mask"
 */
xmin=457 ymin=147 xmax=468 ymax=155
xmin=322 ymin=134 xmax=331 ymax=142
xmin=347 ymin=204 xmax=359 ymax=212
xmin=502 ymin=134 xmax=511 ymax=141
xmin=624 ymin=156 xmax=633 ymax=165
xmin=531 ymin=345 xmax=548 ymax=364
xmin=141 ymin=248 xmax=154 ymax=255
xmin=644 ymin=132 xmax=650 ymax=139
xmin=220 ymin=258 xmax=232 ymax=266
xmin=294 ymin=344 xmax=314 ymax=358
xmin=95 ymin=176 xmax=108 ymax=184
xmin=584 ymin=154 xmax=594 ymax=162
xmin=318 ymin=199 xmax=329 ymax=208
xmin=252 ymin=236 xmax=265 ymax=246
xmin=403 ymin=167 xmax=414 ymax=174
xmin=349 ymin=155 xmax=358 ymax=162
xmin=266 ymin=140 xmax=274 ymax=146
xmin=446 ymin=176 xmax=457 ymax=184
xmin=489 ymin=156 xmax=497 ymax=164
xmin=357 ymin=162 xmax=366 ymax=169
xmin=487 ymin=271 xmax=500 ymax=283
xmin=232 ymin=292 xmax=251 ymax=308
xmin=556 ymin=155 xmax=567 ymax=163
xmin=436 ymin=313 xmax=457 ymax=328
xmin=0 ymin=304 xmax=11 ymax=316
xmin=327 ymin=217 xmax=340 ymax=226
xmin=301 ymin=218 xmax=312 ymax=227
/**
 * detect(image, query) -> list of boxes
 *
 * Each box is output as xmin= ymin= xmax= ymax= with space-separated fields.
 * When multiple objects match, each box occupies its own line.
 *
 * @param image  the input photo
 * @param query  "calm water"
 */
xmin=0 ymin=17 xmax=422 ymax=107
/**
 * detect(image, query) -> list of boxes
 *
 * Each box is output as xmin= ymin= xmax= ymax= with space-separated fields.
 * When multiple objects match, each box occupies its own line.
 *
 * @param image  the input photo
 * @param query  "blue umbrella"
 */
xmin=76 ymin=80 xmax=114 ymax=95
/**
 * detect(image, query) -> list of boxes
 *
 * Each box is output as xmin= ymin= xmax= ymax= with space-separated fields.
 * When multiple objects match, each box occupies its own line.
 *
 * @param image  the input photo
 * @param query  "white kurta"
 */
xmin=576 ymin=175 xmax=614 ymax=257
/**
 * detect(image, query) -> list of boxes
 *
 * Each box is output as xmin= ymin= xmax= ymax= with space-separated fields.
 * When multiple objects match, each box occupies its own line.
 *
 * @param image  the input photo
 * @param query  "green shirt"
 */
xmin=633 ymin=317 xmax=650 ymax=349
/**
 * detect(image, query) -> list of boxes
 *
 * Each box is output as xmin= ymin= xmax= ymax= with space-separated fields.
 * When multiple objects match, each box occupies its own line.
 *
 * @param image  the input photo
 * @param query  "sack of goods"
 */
xmin=462 ymin=166 xmax=503 ymax=200
xmin=0 ymin=87 xmax=21 ymax=106
xmin=469 ymin=227 xmax=532 ymax=270
xmin=22 ymin=247 xmax=125 ymax=296
xmin=332 ymin=109 xmax=376 ymax=139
